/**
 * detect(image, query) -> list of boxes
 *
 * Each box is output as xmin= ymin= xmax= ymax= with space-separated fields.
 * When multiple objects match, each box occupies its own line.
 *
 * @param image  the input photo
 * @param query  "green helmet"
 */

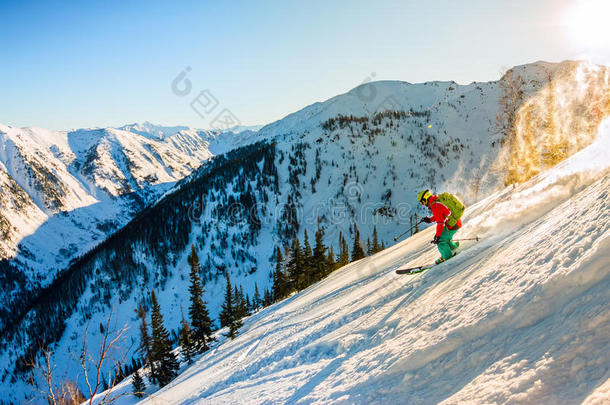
xmin=418 ymin=189 xmax=432 ymax=206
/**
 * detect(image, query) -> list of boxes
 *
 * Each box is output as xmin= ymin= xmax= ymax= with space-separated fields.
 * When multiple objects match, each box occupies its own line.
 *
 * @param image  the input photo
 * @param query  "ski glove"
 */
xmin=422 ymin=217 xmax=433 ymax=223
xmin=431 ymin=235 xmax=440 ymax=244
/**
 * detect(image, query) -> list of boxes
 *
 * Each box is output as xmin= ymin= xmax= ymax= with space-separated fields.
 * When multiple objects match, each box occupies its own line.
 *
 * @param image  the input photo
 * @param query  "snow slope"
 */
xmin=109 ymin=118 xmax=610 ymax=404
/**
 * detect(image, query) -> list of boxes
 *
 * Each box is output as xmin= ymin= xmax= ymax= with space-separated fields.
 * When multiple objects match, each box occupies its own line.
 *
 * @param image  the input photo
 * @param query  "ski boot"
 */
xmin=435 ymin=251 xmax=457 ymax=265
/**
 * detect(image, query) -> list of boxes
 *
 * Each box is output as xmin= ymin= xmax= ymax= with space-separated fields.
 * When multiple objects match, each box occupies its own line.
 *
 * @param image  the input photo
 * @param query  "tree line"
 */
xmin=271 ymin=222 xmax=384 ymax=304
xmin=131 ymin=223 xmax=385 ymax=396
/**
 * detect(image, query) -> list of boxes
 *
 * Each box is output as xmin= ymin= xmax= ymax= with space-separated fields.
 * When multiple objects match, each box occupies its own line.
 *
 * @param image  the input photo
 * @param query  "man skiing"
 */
xmin=417 ymin=189 xmax=465 ymax=264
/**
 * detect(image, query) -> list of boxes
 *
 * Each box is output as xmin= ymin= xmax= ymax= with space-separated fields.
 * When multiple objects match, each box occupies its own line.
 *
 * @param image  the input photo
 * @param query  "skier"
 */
xmin=417 ymin=189 xmax=465 ymax=264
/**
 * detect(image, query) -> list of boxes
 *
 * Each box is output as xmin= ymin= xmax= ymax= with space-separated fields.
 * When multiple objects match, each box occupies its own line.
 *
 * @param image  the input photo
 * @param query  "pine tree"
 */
xmin=135 ymin=304 xmax=154 ymax=381
xmin=351 ymin=224 xmax=365 ymax=261
xmin=187 ymin=246 xmax=214 ymax=353
xmin=263 ymin=289 xmax=272 ymax=306
xmin=150 ymin=291 xmax=179 ymax=387
xmin=287 ymin=237 xmax=304 ymax=291
xmin=132 ymin=369 xmax=146 ymax=398
xmin=372 ymin=225 xmax=382 ymax=253
xmin=278 ymin=248 xmax=291 ymax=299
xmin=367 ymin=237 xmax=372 ymax=256
xmin=272 ymin=246 xmax=284 ymax=301
xmin=179 ymin=309 xmax=197 ymax=364
xmin=303 ymin=230 xmax=313 ymax=261
xmin=327 ymin=245 xmax=337 ymax=271
xmin=219 ymin=271 xmax=243 ymax=339
xmin=219 ymin=271 xmax=233 ymax=329
xmin=131 ymin=357 xmax=142 ymax=375
xmin=234 ymin=285 xmax=249 ymax=319
xmin=234 ymin=285 xmax=241 ymax=317
xmin=312 ymin=221 xmax=328 ymax=280
xmin=338 ymin=232 xmax=350 ymax=267
xmin=230 ymin=297 xmax=243 ymax=339
xmin=253 ymin=282 xmax=261 ymax=309
xmin=302 ymin=230 xmax=314 ymax=286
xmin=244 ymin=291 xmax=251 ymax=315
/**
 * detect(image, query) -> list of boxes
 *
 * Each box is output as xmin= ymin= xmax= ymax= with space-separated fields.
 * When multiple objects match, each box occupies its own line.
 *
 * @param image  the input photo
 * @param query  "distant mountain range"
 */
xmin=0 ymin=123 xmax=260 ymax=332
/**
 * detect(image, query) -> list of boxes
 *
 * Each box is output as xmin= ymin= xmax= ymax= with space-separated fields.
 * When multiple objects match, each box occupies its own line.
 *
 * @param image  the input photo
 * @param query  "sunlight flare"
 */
xmin=563 ymin=0 xmax=610 ymax=52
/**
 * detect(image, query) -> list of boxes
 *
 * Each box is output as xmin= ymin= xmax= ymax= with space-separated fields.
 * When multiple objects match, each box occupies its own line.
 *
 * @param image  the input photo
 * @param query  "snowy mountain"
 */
xmin=104 ymin=116 xmax=610 ymax=404
xmin=117 ymin=121 xmax=262 ymax=155
xmin=1 ymin=60 xmax=608 ymax=403
xmin=0 ymin=123 xmax=259 ymax=332
xmin=118 ymin=121 xmax=262 ymax=140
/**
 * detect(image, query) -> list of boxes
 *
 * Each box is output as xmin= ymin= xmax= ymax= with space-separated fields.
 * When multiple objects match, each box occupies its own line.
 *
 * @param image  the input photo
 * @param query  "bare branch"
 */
xmin=42 ymin=345 xmax=58 ymax=405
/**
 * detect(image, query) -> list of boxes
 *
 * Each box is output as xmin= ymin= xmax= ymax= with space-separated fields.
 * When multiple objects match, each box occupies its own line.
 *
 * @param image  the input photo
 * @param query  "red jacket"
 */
xmin=427 ymin=195 xmax=462 ymax=237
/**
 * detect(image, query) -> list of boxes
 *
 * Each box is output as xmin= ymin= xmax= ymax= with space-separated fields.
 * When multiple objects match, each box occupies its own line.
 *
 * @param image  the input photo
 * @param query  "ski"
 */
xmin=395 ymin=265 xmax=434 ymax=275
xmin=396 ymin=249 xmax=466 ymax=275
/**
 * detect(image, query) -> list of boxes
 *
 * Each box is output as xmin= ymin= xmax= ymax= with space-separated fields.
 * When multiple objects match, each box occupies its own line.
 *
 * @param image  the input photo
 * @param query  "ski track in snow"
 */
xmin=98 ymin=121 xmax=610 ymax=404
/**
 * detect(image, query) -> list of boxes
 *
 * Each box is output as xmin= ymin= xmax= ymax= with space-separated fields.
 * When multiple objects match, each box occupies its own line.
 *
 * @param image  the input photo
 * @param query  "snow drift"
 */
xmin=106 ymin=119 xmax=610 ymax=404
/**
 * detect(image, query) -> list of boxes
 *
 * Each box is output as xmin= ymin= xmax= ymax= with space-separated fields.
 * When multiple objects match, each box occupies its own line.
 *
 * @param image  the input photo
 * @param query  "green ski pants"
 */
xmin=438 ymin=227 xmax=459 ymax=259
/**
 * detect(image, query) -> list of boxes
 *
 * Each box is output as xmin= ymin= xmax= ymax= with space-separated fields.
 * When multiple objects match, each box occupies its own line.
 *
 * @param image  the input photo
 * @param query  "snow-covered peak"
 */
xmin=118 ymin=121 xmax=191 ymax=139
xmin=223 ymin=124 xmax=264 ymax=134
xmin=256 ymin=79 xmax=471 ymax=140
xmin=501 ymin=59 xmax=585 ymax=83
xmin=258 ymin=60 xmax=598 ymax=143
xmin=117 ymin=121 xmax=263 ymax=140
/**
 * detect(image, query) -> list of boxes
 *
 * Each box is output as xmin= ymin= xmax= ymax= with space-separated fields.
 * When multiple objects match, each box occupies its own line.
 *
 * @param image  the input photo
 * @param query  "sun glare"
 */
xmin=564 ymin=0 xmax=610 ymax=52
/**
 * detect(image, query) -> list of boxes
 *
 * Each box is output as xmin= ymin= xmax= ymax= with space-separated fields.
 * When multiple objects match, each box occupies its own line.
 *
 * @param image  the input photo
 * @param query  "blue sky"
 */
xmin=0 ymin=0 xmax=607 ymax=130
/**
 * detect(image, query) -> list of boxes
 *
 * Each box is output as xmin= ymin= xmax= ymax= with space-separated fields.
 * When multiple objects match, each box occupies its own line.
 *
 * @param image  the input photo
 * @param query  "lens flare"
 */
xmin=563 ymin=0 xmax=610 ymax=53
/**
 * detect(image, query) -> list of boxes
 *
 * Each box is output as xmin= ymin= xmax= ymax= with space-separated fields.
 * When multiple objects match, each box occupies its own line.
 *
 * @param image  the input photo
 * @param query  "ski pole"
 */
xmin=394 ymin=219 xmax=424 ymax=241
xmin=451 ymin=237 xmax=481 ymax=242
